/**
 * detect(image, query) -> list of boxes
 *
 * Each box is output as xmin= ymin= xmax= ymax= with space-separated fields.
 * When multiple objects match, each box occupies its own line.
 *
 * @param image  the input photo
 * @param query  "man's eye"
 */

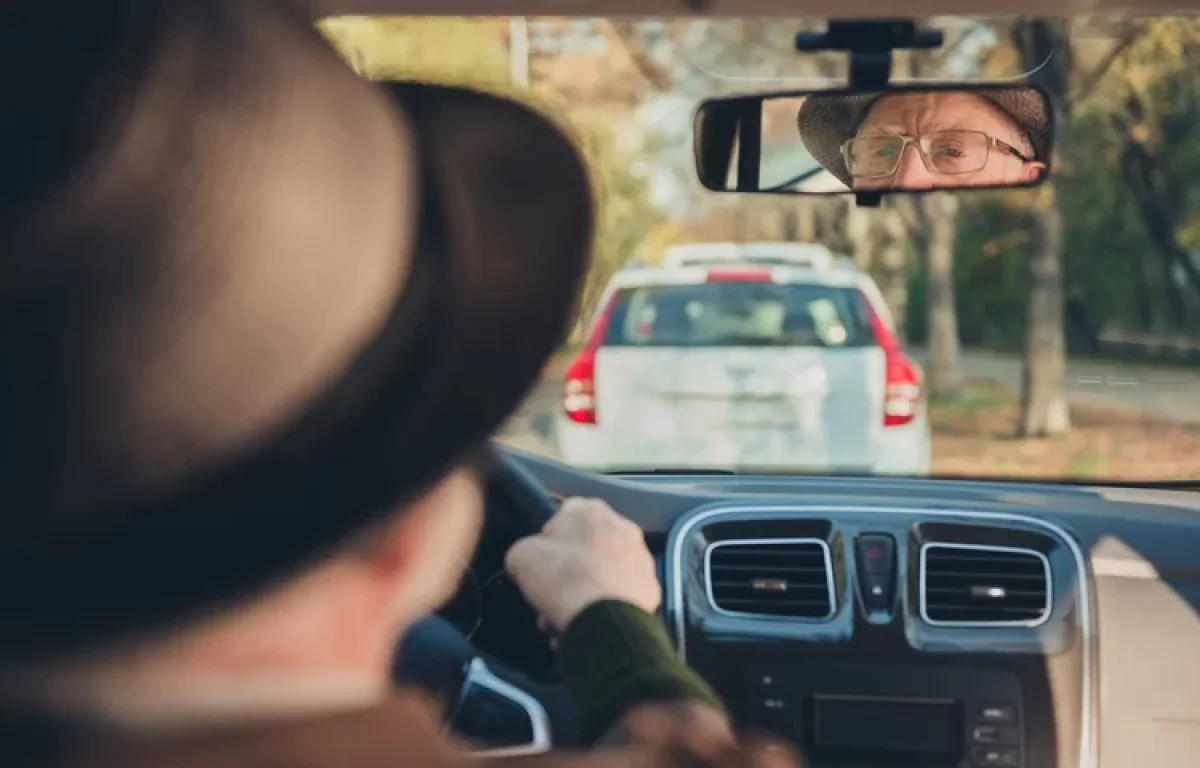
xmin=872 ymin=146 xmax=897 ymax=158
xmin=933 ymin=144 xmax=967 ymax=158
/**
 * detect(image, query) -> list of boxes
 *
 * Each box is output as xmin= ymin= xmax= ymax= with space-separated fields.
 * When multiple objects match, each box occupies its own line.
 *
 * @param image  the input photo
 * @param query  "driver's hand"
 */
xmin=505 ymin=497 xmax=660 ymax=633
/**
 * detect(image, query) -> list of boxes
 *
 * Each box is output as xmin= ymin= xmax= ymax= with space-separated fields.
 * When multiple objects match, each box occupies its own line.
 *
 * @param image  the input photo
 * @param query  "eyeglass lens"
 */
xmin=845 ymin=131 xmax=992 ymax=177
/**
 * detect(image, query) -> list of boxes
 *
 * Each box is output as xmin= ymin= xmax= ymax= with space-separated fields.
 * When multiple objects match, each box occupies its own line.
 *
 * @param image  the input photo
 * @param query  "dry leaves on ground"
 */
xmin=931 ymin=380 xmax=1200 ymax=481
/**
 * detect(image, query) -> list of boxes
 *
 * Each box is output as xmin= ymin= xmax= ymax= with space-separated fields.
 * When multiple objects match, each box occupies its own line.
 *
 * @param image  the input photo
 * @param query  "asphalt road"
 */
xmin=914 ymin=349 xmax=1200 ymax=427
xmin=497 ymin=350 xmax=1200 ymax=458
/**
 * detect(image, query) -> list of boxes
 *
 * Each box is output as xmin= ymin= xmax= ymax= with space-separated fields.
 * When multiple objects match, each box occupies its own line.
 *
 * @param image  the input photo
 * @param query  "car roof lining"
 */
xmin=311 ymin=0 xmax=1199 ymax=19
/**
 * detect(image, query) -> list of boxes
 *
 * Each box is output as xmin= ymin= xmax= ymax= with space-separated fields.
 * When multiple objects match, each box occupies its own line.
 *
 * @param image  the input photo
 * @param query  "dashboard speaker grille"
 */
xmin=920 ymin=543 xmax=1052 ymax=626
xmin=705 ymin=539 xmax=835 ymax=620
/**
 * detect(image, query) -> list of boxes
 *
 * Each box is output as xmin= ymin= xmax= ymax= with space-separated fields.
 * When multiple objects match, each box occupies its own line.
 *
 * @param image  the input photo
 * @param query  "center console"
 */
xmin=663 ymin=502 xmax=1094 ymax=768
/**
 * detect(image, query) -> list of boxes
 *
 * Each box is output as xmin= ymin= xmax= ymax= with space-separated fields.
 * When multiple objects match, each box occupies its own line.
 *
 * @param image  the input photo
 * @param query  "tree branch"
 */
xmin=603 ymin=20 xmax=673 ymax=92
xmin=1073 ymin=23 xmax=1145 ymax=102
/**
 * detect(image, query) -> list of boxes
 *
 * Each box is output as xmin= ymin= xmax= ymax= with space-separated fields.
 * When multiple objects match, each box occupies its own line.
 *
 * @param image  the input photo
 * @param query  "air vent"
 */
xmin=705 ymin=538 xmax=835 ymax=620
xmin=920 ymin=543 xmax=1052 ymax=627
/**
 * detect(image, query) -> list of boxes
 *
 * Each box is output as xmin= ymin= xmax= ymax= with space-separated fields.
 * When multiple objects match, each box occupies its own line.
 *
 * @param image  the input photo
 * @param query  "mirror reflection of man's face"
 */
xmin=849 ymin=91 xmax=1046 ymax=191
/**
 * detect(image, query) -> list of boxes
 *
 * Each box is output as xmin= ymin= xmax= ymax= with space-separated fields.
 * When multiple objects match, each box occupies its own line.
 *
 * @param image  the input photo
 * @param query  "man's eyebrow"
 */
xmin=927 ymin=121 xmax=971 ymax=132
xmin=858 ymin=123 xmax=907 ymax=136
xmin=859 ymin=120 xmax=974 ymax=135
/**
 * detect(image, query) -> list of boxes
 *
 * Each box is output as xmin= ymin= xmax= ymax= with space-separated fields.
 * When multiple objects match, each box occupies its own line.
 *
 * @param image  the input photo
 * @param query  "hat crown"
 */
xmin=0 ymin=0 xmax=417 ymax=527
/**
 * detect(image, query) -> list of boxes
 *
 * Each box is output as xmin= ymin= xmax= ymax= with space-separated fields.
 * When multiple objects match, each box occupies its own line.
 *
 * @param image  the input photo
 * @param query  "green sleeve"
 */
xmin=557 ymin=600 xmax=726 ymax=746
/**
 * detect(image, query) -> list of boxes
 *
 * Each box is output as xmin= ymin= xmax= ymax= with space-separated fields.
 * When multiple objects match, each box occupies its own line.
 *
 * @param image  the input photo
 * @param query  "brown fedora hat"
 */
xmin=796 ymin=86 xmax=1052 ymax=188
xmin=0 ymin=0 xmax=592 ymax=663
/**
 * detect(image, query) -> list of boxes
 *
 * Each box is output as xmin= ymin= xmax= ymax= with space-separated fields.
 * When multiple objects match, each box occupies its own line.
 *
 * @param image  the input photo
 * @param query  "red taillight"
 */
xmin=883 ymin=354 xmax=921 ymax=427
xmin=861 ymin=293 xmax=921 ymax=428
xmin=705 ymin=268 xmax=771 ymax=282
xmin=563 ymin=293 xmax=618 ymax=425
xmin=563 ymin=352 xmax=597 ymax=424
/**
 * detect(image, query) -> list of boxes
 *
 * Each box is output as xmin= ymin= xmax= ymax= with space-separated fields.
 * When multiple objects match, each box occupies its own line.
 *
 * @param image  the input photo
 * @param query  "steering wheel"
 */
xmin=392 ymin=445 xmax=574 ymax=754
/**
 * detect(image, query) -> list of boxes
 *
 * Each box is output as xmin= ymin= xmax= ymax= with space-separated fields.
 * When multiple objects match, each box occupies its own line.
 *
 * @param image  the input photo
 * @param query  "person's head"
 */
xmin=848 ymin=91 xmax=1046 ymax=190
xmin=0 ymin=0 xmax=592 ymax=712
xmin=796 ymin=86 xmax=1051 ymax=191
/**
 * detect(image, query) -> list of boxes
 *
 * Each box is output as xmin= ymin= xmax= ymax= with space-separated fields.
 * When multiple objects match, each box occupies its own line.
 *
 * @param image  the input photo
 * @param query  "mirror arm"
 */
xmin=795 ymin=20 xmax=943 ymax=60
xmin=855 ymin=191 xmax=883 ymax=208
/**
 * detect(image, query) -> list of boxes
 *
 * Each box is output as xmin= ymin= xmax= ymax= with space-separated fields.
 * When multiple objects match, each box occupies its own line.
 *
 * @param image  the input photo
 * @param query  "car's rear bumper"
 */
xmin=555 ymin=413 xmax=932 ymax=476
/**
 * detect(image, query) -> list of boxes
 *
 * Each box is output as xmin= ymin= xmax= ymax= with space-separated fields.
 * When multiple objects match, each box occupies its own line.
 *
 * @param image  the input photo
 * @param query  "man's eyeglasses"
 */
xmin=841 ymin=130 xmax=1034 ymax=178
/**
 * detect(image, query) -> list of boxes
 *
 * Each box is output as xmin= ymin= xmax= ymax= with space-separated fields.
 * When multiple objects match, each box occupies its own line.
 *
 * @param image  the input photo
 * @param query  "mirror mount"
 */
xmin=795 ymin=21 xmax=945 ymax=208
xmin=795 ymin=20 xmax=944 ymax=89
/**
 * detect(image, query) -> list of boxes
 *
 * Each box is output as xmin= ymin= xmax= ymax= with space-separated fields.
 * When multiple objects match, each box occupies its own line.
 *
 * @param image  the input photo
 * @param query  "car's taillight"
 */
xmin=563 ymin=353 xmax=597 ymax=424
xmin=705 ymin=268 xmax=772 ymax=282
xmin=861 ymin=293 xmax=921 ymax=428
xmin=883 ymin=354 xmax=921 ymax=427
xmin=563 ymin=294 xmax=618 ymax=425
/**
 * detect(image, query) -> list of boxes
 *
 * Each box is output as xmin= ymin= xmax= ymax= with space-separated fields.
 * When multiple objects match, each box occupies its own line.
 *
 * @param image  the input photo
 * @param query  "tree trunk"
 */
xmin=845 ymin=202 xmax=872 ymax=271
xmin=877 ymin=206 xmax=911 ymax=343
xmin=1015 ymin=19 xmax=1072 ymax=437
xmin=1132 ymin=228 xmax=1154 ymax=331
xmin=1119 ymin=139 xmax=1189 ymax=328
xmin=1020 ymin=183 xmax=1072 ymax=437
xmin=920 ymin=193 xmax=964 ymax=398
xmin=795 ymin=201 xmax=816 ymax=242
xmin=781 ymin=204 xmax=799 ymax=241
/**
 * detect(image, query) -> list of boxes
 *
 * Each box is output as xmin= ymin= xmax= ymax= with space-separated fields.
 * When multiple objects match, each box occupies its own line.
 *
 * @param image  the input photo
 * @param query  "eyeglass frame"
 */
xmin=839 ymin=130 xmax=1036 ymax=179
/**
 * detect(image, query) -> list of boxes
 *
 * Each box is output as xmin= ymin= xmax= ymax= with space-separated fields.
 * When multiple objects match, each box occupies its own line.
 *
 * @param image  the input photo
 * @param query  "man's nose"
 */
xmin=893 ymin=144 xmax=934 ymax=190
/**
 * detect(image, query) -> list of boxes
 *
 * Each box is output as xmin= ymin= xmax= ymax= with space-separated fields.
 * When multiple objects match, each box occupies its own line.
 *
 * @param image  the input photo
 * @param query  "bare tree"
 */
xmin=909 ymin=27 xmax=969 ymax=397
xmin=919 ymin=193 xmax=965 ymax=397
xmin=1106 ymin=22 xmax=1200 ymax=327
xmin=1014 ymin=20 xmax=1071 ymax=436
xmin=876 ymin=205 xmax=912 ymax=342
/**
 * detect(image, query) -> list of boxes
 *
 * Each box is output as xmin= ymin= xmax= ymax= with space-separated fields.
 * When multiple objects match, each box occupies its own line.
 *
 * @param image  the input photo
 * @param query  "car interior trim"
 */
xmin=666 ymin=503 xmax=1097 ymax=768
xmin=703 ymin=537 xmax=837 ymax=622
xmin=456 ymin=658 xmax=552 ymax=757
xmin=917 ymin=541 xmax=1054 ymax=629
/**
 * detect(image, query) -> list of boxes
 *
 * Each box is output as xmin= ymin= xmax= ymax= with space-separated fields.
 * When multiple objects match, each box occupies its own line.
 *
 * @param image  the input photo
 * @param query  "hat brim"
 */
xmin=796 ymin=86 xmax=1052 ymax=189
xmin=0 ymin=83 xmax=593 ymax=663
xmin=796 ymin=92 xmax=880 ymax=189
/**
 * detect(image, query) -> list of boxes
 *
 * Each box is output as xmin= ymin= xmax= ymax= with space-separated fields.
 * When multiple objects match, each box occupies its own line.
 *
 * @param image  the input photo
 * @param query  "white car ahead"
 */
xmin=555 ymin=242 xmax=931 ymax=475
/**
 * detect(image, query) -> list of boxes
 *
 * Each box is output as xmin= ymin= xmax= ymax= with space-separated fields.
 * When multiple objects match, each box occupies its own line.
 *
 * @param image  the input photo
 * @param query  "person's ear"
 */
xmin=368 ymin=468 xmax=484 ymax=622
xmin=1022 ymin=161 xmax=1047 ymax=183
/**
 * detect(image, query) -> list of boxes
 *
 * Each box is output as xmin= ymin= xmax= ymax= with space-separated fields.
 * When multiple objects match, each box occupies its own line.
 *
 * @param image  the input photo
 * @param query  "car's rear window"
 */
xmin=601 ymin=281 xmax=876 ymax=348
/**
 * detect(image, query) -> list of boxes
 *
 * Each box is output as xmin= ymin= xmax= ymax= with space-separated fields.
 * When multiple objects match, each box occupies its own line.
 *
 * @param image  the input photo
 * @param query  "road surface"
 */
xmin=498 ymin=350 xmax=1200 ymax=458
xmin=915 ymin=350 xmax=1200 ymax=427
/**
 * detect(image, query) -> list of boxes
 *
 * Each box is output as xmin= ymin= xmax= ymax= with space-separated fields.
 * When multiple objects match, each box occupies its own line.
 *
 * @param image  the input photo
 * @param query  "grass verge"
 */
xmin=930 ymin=379 xmax=1200 ymax=481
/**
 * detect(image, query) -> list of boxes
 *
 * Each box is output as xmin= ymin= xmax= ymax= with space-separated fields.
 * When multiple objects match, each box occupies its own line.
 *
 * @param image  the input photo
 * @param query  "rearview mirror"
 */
xmin=694 ymin=84 xmax=1053 ymax=196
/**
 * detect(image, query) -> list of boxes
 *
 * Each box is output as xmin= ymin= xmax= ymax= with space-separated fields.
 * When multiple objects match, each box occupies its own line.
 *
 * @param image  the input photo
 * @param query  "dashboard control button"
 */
xmin=855 ymin=534 xmax=896 ymax=611
xmin=972 ymin=725 xmax=1019 ymax=745
xmin=760 ymin=696 xmax=788 ymax=713
xmin=754 ymin=671 xmax=778 ymax=689
xmin=752 ymin=697 xmax=791 ymax=736
xmin=972 ymin=746 xmax=1020 ymax=766
xmin=977 ymin=704 xmax=1018 ymax=724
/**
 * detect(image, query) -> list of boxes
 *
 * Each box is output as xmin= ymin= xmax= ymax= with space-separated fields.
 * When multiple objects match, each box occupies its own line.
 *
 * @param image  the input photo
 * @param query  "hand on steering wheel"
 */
xmin=505 ymin=496 xmax=661 ymax=634
xmin=396 ymin=445 xmax=661 ymax=752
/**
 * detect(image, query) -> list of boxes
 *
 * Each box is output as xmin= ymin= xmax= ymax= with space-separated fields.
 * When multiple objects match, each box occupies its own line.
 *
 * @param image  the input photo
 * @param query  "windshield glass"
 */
xmin=321 ymin=15 xmax=1200 ymax=483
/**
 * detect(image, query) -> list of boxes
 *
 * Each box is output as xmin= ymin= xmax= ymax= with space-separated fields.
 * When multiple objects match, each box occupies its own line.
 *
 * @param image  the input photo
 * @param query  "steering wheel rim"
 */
xmin=482 ymin=444 xmax=562 ymax=535
xmin=393 ymin=444 xmax=573 ymax=752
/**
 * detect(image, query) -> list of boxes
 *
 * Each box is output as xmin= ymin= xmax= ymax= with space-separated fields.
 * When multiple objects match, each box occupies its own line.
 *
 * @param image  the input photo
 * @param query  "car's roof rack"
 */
xmin=659 ymin=241 xmax=850 ymax=272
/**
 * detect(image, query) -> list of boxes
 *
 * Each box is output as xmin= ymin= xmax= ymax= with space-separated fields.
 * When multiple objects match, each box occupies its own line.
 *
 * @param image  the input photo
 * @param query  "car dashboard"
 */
xmin=509 ymin=450 xmax=1200 ymax=768
xmin=666 ymin=501 xmax=1085 ymax=768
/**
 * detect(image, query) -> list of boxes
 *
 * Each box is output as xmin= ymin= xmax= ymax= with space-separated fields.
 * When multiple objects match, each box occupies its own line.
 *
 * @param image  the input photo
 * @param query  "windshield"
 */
xmin=321 ymin=15 xmax=1200 ymax=483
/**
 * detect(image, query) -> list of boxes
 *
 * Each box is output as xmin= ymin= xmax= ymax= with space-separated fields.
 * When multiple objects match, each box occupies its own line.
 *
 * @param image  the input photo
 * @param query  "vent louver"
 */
xmin=920 ymin=543 xmax=1051 ymax=626
xmin=705 ymin=539 xmax=835 ymax=620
